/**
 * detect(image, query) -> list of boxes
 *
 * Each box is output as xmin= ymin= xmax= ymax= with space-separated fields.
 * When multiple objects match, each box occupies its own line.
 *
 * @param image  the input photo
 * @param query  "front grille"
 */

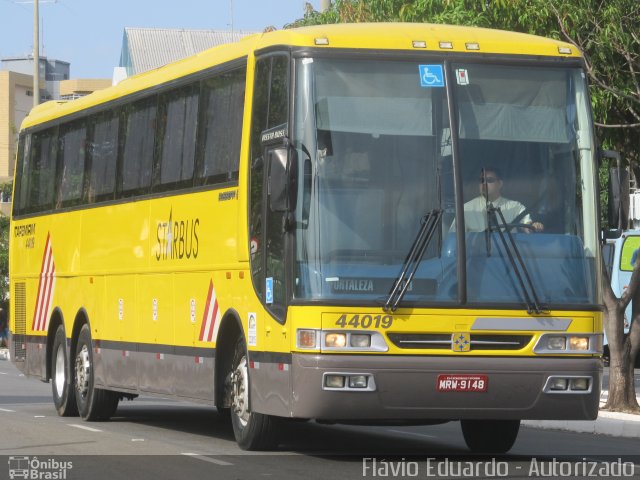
xmin=387 ymin=333 xmax=533 ymax=351
xmin=12 ymin=282 xmax=27 ymax=360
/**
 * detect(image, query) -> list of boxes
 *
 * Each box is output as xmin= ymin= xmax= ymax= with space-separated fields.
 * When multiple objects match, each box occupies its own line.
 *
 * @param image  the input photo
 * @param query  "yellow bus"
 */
xmin=10 ymin=23 xmax=603 ymax=453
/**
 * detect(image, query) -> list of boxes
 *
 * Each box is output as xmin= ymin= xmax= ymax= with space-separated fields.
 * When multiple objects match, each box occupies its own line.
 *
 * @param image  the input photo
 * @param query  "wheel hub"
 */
xmin=54 ymin=345 xmax=66 ymax=398
xmin=75 ymin=345 xmax=91 ymax=399
xmin=231 ymin=356 xmax=250 ymax=426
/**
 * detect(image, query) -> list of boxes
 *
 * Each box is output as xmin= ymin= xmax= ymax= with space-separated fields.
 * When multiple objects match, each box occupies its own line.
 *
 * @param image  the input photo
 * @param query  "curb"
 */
xmin=523 ymin=411 xmax=640 ymax=438
xmin=524 ymin=395 xmax=640 ymax=438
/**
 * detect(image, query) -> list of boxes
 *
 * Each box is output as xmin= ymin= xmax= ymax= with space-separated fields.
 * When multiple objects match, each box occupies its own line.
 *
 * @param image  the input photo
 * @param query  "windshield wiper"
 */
xmin=384 ymin=209 xmax=442 ymax=312
xmin=487 ymin=206 xmax=547 ymax=314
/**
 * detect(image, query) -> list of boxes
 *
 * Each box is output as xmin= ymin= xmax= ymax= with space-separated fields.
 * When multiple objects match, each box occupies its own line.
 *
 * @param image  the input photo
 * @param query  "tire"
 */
xmin=461 ymin=419 xmax=520 ymax=454
xmin=228 ymin=336 xmax=279 ymax=450
xmin=74 ymin=324 xmax=119 ymax=421
xmin=51 ymin=325 xmax=78 ymax=417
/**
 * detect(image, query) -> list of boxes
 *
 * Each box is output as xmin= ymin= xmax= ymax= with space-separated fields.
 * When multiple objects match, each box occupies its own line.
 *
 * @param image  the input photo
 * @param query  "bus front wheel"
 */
xmin=74 ymin=324 xmax=119 ymax=421
xmin=229 ymin=336 xmax=279 ymax=450
xmin=51 ymin=325 xmax=78 ymax=417
xmin=460 ymin=419 xmax=520 ymax=454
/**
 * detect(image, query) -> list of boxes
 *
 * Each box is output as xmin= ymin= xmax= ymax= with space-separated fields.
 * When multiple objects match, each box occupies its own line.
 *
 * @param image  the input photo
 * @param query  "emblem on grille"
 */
xmin=452 ymin=333 xmax=471 ymax=352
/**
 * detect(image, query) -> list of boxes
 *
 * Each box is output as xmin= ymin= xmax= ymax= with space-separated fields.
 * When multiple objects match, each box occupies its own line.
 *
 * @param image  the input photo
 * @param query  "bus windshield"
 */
xmin=292 ymin=57 xmax=599 ymax=308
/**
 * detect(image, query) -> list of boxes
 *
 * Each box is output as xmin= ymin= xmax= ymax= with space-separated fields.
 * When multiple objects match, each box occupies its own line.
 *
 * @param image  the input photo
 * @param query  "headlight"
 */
xmin=568 ymin=336 xmax=589 ymax=351
xmin=545 ymin=336 xmax=567 ymax=350
xmin=321 ymin=331 xmax=389 ymax=352
xmin=534 ymin=333 xmax=602 ymax=354
xmin=350 ymin=334 xmax=371 ymax=348
xmin=325 ymin=333 xmax=347 ymax=348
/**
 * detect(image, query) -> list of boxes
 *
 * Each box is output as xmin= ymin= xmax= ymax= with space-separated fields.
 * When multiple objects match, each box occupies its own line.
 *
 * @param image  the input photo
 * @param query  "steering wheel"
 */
xmin=487 ymin=222 xmax=536 ymax=233
xmin=505 ymin=222 xmax=536 ymax=232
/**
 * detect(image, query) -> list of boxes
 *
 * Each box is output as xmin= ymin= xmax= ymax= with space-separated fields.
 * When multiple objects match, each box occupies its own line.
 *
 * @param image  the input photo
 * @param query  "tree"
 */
xmin=0 ymin=181 xmax=11 ymax=309
xmin=603 ymin=259 xmax=640 ymax=412
xmin=287 ymin=0 xmax=640 ymax=412
xmin=0 ymin=214 xmax=9 ymax=309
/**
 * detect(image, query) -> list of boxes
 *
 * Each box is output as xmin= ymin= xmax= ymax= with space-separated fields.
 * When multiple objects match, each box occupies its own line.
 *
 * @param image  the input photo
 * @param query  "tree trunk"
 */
xmin=602 ymin=258 xmax=640 ymax=413
xmin=603 ymin=336 xmax=639 ymax=412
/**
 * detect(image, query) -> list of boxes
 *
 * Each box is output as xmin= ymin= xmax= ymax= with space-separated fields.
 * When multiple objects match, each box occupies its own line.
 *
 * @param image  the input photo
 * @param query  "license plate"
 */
xmin=436 ymin=374 xmax=488 ymax=392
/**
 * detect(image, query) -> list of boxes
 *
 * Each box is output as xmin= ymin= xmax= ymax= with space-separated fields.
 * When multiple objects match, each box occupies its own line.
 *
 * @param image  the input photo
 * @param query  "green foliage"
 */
xmin=0 ymin=182 xmax=11 ymax=306
xmin=1 ymin=181 xmax=12 ymax=204
xmin=599 ymin=162 xmax=611 ymax=227
xmin=0 ymin=214 xmax=8 ymax=306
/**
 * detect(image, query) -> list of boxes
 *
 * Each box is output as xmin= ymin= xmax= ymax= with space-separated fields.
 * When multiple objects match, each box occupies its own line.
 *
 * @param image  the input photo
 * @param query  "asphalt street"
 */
xmin=0 ymin=359 xmax=639 ymax=480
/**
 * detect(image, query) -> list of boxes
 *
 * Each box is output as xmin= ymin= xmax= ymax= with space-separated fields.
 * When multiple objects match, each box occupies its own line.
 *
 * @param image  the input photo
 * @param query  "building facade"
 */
xmin=0 ymin=70 xmax=32 ymax=182
xmin=0 ymin=57 xmax=109 ymax=189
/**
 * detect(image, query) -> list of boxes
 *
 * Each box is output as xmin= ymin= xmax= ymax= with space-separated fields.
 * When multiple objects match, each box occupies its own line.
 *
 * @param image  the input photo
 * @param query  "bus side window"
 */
xmin=87 ymin=111 xmax=119 ymax=204
xmin=27 ymin=128 xmax=58 ymax=214
xmin=13 ymin=134 xmax=28 ymax=217
xmin=119 ymin=97 xmax=158 ymax=197
xmin=57 ymin=121 xmax=87 ymax=209
xmin=197 ymin=67 xmax=246 ymax=186
xmin=155 ymin=84 xmax=199 ymax=191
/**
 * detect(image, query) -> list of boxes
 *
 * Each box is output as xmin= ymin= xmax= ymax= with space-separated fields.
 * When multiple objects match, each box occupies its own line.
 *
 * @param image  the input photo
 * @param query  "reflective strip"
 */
xmin=472 ymin=317 xmax=571 ymax=331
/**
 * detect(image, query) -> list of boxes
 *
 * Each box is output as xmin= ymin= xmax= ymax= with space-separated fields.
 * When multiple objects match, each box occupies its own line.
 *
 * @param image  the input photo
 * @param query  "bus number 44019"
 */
xmin=334 ymin=314 xmax=394 ymax=329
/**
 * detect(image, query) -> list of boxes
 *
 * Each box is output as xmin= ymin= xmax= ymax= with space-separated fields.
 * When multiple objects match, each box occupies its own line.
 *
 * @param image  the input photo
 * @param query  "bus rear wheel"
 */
xmin=460 ymin=419 xmax=520 ymax=454
xmin=229 ymin=336 xmax=279 ymax=450
xmin=51 ymin=325 xmax=78 ymax=417
xmin=74 ymin=324 xmax=119 ymax=421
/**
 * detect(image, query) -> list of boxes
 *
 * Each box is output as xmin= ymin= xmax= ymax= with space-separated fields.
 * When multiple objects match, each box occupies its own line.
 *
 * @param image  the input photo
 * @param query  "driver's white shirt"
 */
xmin=454 ymin=195 xmax=531 ymax=232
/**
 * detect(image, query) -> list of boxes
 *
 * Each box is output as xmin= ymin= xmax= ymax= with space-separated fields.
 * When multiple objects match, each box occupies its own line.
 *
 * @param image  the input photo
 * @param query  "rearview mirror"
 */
xmin=267 ymin=146 xmax=298 ymax=214
xmin=268 ymin=147 xmax=289 ymax=212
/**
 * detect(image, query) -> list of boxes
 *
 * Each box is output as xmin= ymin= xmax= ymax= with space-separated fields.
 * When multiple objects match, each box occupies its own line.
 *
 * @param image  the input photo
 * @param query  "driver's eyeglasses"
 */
xmin=480 ymin=177 xmax=497 ymax=184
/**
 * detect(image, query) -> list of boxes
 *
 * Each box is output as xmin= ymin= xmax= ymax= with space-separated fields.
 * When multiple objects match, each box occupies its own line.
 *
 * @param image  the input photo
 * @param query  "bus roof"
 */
xmin=21 ymin=22 xmax=581 ymax=130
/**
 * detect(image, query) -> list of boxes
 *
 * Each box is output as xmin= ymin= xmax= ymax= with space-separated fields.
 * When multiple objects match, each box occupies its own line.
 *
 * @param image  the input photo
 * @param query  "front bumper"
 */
xmin=290 ymin=354 xmax=601 ymax=421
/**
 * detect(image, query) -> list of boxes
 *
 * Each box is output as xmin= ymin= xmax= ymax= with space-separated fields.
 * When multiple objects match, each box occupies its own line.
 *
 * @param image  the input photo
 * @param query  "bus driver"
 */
xmin=452 ymin=167 xmax=544 ymax=233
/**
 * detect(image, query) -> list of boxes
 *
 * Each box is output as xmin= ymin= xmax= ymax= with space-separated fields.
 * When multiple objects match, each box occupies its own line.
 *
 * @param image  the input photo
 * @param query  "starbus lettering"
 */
xmin=156 ymin=209 xmax=199 ymax=261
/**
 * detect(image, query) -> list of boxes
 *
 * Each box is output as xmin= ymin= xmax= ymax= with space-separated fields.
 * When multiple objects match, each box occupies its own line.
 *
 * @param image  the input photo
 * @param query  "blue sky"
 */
xmin=0 ymin=0 xmax=320 ymax=78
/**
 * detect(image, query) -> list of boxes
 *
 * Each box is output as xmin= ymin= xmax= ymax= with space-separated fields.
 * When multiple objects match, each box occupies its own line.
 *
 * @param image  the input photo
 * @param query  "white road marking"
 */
xmin=131 ymin=439 xmax=145 ymax=442
xmin=67 ymin=424 xmax=102 ymax=432
xmin=181 ymin=453 xmax=233 ymax=466
xmin=34 ymin=415 xmax=45 ymax=418
xmin=387 ymin=429 xmax=437 ymax=439
xmin=0 ymin=408 xmax=15 ymax=412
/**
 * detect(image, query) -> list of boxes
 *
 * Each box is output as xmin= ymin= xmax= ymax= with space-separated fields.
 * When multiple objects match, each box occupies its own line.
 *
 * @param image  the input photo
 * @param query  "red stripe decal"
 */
xmin=206 ymin=301 xmax=219 ymax=343
xmin=199 ymin=280 xmax=214 ymax=341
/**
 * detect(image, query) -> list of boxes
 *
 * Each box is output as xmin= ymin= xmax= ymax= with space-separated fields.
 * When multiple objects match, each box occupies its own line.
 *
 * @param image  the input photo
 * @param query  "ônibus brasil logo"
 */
xmin=8 ymin=456 xmax=73 ymax=480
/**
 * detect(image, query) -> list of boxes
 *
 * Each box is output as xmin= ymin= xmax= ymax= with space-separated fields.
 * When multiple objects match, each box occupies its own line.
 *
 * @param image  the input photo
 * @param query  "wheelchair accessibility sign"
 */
xmin=419 ymin=65 xmax=445 ymax=87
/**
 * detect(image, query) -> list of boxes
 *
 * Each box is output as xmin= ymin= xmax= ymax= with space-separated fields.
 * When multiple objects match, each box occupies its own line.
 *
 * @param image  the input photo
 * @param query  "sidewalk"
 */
xmin=1 ymin=347 xmax=638 ymax=437
xmin=524 ymin=392 xmax=640 ymax=438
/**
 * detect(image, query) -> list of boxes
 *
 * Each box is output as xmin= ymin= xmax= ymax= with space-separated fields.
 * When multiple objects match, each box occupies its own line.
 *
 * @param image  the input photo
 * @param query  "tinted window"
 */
xmin=157 ymin=85 xmax=199 ymax=189
xmin=13 ymin=135 xmax=28 ymax=216
xmin=28 ymin=129 xmax=58 ymax=212
xmin=121 ymin=98 xmax=157 ymax=195
xmin=58 ymin=122 xmax=87 ymax=207
xmin=198 ymin=67 xmax=246 ymax=184
xmin=88 ymin=111 xmax=119 ymax=202
xmin=248 ymin=55 xmax=290 ymax=318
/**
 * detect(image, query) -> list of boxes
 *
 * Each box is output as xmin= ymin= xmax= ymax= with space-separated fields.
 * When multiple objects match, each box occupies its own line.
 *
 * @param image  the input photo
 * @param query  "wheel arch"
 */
xmin=69 ymin=308 xmax=91 ymax=363
xmin=46 ymin=307 xmax=65 ymax=381
xmin=214 ymin=308 xmax=244 ymax=408
xmin=46 ymin=307 xmax=91 ymax=380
